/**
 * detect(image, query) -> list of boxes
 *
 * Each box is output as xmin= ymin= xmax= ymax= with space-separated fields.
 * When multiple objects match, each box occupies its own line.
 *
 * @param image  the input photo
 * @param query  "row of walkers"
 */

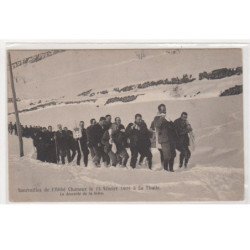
xmin=8 ymin=104 xmax=193 ymax=171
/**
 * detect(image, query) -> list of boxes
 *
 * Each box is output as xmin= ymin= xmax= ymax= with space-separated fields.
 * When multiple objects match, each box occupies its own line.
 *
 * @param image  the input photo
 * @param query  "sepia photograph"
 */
xmin=7 ymin=48 xmax=244 ymax=202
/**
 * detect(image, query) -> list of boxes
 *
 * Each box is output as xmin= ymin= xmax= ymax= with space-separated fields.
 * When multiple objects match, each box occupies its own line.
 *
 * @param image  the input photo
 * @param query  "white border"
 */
xmin=0 ymin=41 xmax=7 ymax=204
xmin=4 ymin=40 xmax=250 ymax=49
xmin=242 ymin=45 xmax=250 ymax=202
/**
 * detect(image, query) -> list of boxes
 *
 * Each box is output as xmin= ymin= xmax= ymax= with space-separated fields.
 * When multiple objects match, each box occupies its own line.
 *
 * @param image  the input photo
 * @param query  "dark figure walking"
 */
xmin=40 ymin=127 xmax=49 ymax=162
xmin=13 ymin=123 xmax=17 ymax=135
xmin=86 ymin=118 xmax=97 ymax=159
xmin=63 ymin=127 xmax=73 ymax=163
xmin=91 ymin=117 xmax=108 ymax=167
xmin=113 ymin=119 xmax=129 ymax=167
xmin=151 ymin=104 xmax=177 ymax=172
xmin=137 ymin=119 xmax=152 ymax=169
xmin=8 ymin=122 xmax=13 ymax=134
xmin=126 ymin=114 xmax=152 ymax=169
xmin=77 ymin=121 xmax=89 ymax=167
xmin=46 ymin=126 xmax=57 ymax=163
xmin=126 ymin=122 xmax=139 ymax=169
xmin=174 ymin=112 xmax=192 ymax=168
xmin=33 ymin=128 xmax=47 ymax=162
xmin=55 ymin=124 xmax=68 ymax=164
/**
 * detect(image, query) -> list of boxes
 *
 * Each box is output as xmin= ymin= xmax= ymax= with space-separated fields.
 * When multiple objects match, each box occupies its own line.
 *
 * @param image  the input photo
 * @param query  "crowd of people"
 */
xmin=8 ymin=104 xmax=193 ymax=172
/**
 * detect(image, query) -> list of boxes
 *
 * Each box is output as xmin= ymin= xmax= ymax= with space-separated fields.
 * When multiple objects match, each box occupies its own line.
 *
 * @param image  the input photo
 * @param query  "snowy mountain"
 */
xmin=8 ymin=69 xmax=243 ymax=116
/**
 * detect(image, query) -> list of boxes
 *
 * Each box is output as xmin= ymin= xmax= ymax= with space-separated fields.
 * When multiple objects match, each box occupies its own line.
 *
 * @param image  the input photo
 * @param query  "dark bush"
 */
xmin=220 ymin=85 xmax=243 ymax=97
xmin=105 ymin=94 xmax=144 ymax=105
xmin=199 ymin=67 xmax=242 ymax=81
xmin=77 ymin=89 xmax=92 ymax=97
xmin=100 ymin=90 xmax=108 ymax=94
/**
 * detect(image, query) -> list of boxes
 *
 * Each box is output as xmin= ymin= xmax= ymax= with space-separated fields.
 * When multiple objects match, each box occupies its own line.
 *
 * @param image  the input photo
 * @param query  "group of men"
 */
xmin=8 ymin=104 xmax=193 ymax=172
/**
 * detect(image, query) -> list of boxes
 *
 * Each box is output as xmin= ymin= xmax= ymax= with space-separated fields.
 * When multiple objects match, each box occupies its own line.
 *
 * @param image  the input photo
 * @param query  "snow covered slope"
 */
xmin=8 ymin=49 xmax=243 ymax=115
xmin=8 ymin=95 xmax=244 ymax=202
xmin=8 ymin=74 xmax=243 ymax=116
xmin=9 ymin=49 xmax=242 ymax=100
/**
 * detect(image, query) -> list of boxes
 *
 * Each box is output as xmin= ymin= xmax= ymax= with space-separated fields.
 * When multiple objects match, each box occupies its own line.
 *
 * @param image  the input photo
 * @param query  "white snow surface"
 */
xmin=8 ymin=95 xmax=244 ymax=202
xmin=8 ymin=74 xmax=243 ymax=115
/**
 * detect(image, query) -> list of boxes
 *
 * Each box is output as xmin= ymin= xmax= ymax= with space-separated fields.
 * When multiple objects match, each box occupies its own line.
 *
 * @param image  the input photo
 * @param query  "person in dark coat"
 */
xmin=126 ymin=114 xmax=152 ymax=169
xmin=55 ymin=124 xmax=68 ymax=164
xmin=46 ymin=126 xmax=57 ymax=163
xmin=42 ymin=127 xmax=51 ymax=163
xmin=33 ymin=127 xmax=47 ymax=162
xmin=86 ymin=118 xmax=97 ymax=159
xmin=41 ymin=127 xmax=49 ymax=162
xmin=32 ymin=128 xmax=42 ymax=161
xmin=90 ymin=117 xmax=107 ymax=167
xmin=138 ymin=119 xmax=153 ymax=169
xmin=126 ymin=122 xmax=139 ymax=168
xmin=13 ymin=123 xmax=17 ymax=135
xmin=63 ymin=127 xmax=73 ymax=163
xmin=174 ymin=112 xmax=192 ymax=168
xmin=77 ymin=121 xmax=89 ymax=167
xmin=151 ymin=104 xmax=177 ymax=172
xmin=112 ymin=118 xmax=129 ymax=167
xmin=8 ymin=122 xmax=13 ymax=134
xmin=22 ymin=125 xmax=29 ymax=138
xmin=29 ymin=125 xmax=34 ymax=138
xmin=104 ymin=114 xmax=112 ymax=130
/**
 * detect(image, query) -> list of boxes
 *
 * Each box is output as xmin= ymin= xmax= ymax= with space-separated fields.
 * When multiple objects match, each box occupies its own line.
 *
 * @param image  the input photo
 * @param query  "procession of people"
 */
xmin=8 ymin=104 xmax=194 ymax=172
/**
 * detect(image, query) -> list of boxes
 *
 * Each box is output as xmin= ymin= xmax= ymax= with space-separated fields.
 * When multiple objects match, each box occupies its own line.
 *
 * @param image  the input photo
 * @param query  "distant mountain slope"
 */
xmin=8 ymin=70 xmax=242 ymax=115
xmin=8 ymin=49 xmax=243 ymax=115
xmin=8 ymin=49 xmax=242 ymax=100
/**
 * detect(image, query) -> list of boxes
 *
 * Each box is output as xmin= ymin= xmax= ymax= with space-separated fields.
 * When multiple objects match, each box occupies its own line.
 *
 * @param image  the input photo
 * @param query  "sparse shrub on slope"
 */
xmin=112 ymin=85 xmax=136 ymax=93
xmin=199 ymin=67 xmax=242 ymax=80
xmin=64 ymin=99 xmax=97 ymax=104
xmin=8 ymin=99 xmax=97 ymax=115
xmin=220 ymin=85 xmax=243 ymax=97
xmin=100 ymin=90 xmax=108 ymax=94
xmin=77 ymin=89 xmax=92 ymax=97
xmin=105 ymin=94 xmax=144 ymax=105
